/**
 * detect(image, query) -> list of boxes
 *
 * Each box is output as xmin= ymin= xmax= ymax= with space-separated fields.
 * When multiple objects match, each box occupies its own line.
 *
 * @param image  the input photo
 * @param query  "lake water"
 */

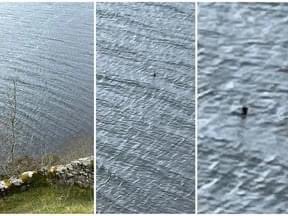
xmin=0 ymin=3 xmax=93 ymax=158
xmin=199 ymin=3 xmax=288 ymax=213
xmin=96 ymin=3 xmax=195 ymax=213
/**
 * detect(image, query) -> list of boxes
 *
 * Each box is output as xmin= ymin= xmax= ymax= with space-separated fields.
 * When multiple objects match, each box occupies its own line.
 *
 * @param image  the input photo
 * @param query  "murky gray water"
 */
xmin=0 ymin=3 xmax=93 ymax=158
xmin=199 ymin=3 xmax=288 ymax=213
xmin=96 ymin=3 xmax=194 ymax=213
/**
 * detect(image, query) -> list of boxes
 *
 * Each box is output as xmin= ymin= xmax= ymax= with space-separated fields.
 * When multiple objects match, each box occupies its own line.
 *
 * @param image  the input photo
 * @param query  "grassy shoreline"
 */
xmin=0 ymin=183 xmax=94 ymax=213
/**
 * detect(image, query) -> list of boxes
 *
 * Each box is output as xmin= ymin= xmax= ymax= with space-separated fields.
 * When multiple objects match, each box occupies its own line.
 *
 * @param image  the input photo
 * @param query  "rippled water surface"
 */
xmin=96 ymin=3 xmax=194 ymax=213
xmin=199 ymin=3 xmax=288 ymax=213
xmin=0 ymin=4 xmax=93 ymax=158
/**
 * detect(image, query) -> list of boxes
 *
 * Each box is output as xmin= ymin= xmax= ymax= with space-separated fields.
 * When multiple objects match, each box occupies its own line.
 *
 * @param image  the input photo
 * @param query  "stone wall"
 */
xmin=0 ymin=156 xmax=94 ymax=197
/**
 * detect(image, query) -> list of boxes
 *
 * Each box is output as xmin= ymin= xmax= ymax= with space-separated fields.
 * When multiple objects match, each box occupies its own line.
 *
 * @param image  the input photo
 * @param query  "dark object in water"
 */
xmin=241 ymin=106 xmax=248 ymax=116
xmin=278 ymin=68 xmax=288 ymax=73
xmin=153 ymin=72 xmax=156 ymax=77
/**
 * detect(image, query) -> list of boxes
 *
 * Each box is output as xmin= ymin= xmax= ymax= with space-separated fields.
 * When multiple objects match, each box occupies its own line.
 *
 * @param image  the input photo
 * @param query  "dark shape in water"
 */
xmin=241 ymin=106 xmax=248 ymax=117
xmin=153 ymin=72 xmax=156 ymax=77
xmin=278 ymin=68 xmax=288 ymax=73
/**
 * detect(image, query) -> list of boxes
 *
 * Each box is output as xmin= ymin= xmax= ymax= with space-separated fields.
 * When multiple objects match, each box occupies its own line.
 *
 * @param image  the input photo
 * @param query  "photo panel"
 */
xmin=198 ymin=2 xmax=288 ymax=213
xmin=96 ymin=2 xmax=195 ymax=213
xmin=0 ymin=3 xmax=94 ymax=213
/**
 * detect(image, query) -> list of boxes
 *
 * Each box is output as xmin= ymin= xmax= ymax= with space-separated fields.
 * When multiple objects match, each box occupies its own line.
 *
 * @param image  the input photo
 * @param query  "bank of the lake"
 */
xmin=0 ymin=184 xmax=93 ymax=213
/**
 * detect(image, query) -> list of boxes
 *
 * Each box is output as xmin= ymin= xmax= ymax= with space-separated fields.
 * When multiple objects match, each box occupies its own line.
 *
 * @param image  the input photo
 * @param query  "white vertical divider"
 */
xmin=94 ymin=1 xmax=97 ymax=215
xmin=195 ymin=0 xmax=198 ymax=214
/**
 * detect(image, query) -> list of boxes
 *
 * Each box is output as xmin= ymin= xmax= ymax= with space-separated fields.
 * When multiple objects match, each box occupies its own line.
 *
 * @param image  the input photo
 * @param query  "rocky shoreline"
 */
xmin=0 ymin=156 xmax=94 ymax=198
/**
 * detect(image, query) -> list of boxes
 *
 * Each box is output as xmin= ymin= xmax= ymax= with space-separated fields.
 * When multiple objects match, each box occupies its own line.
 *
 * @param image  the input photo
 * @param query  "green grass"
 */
xmin=0 ymin=184 xmax=94 ymax=213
